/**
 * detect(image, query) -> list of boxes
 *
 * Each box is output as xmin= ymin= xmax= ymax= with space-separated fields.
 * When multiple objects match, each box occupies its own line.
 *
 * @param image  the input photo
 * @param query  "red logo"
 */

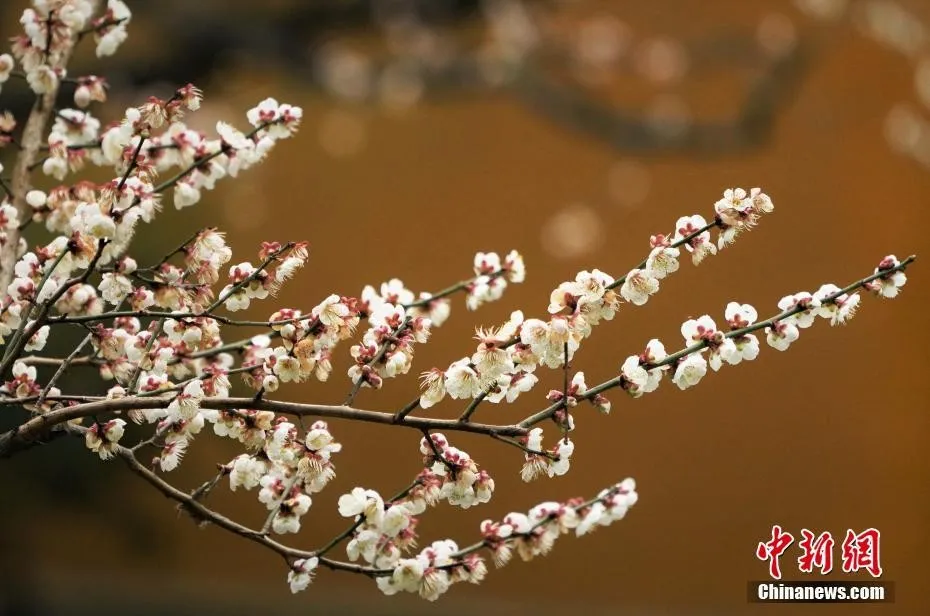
xmin=797 ymin=529 xmax=835 ymax=574
xmin=756 ymin=525 xmax=794 ymax=580
xmin=841 ymin=528 xmax=883 ymax=577
xmin=757 ymin=526 xmax=882 ymax=579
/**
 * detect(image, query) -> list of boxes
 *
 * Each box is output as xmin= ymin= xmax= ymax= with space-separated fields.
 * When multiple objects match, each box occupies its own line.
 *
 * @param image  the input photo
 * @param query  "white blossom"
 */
xmin=672 ymin=353 xmax=707 ymax=390
xmin=287 ymin=557 xmax=319 ymax=593
xmin=777 ymin=292 xmax=821 ymax=328
xmin=872 ymin=255 xmax=908 ymax=298
xmin=338 ymin=487 xmax=386 ymax=527
xmin=84 ymin=418 xmax=126 ymax=460
xmin=444 ymin=358 xmax=482 ymax=400
xmin=619 ymin=269 xmax=659 ymax=306
xmin=766 ymin=320 xmax=800 ymax=351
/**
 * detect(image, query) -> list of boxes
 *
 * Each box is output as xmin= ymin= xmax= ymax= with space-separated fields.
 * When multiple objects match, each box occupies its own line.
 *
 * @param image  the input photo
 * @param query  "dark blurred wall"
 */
xmin=1 ymin=1 xmax=928 ymax=615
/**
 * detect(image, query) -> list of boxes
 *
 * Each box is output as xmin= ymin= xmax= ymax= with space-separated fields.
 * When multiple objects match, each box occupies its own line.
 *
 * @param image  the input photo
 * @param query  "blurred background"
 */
xmin=1 ymin=0 xmax=929 ymax=614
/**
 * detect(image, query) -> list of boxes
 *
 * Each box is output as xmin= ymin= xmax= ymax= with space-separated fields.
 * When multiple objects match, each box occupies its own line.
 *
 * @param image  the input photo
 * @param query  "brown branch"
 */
xmin=106 ymin=433 xmax=376 ymax=574
xmin=0 ymin=395 xmax=527 ymax=458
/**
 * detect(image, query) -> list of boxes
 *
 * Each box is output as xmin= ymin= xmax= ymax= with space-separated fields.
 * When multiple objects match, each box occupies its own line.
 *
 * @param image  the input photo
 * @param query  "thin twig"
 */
xmin=35 ymin=331 xmax=93 ymax=408
xmin=457 ymin=390 xmax=488 ymax=422
xmin=393 ymin=397 xmax=421 ymax=422
xmin=344 ymin=318 xmax=410 ymax=406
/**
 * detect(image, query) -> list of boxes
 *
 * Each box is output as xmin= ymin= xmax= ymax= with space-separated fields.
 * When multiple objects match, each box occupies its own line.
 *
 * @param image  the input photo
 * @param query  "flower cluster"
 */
xmin=12 ymin=1 xmax=125 ymax=97
xmin=248 ymin=295 xmax=358 ymax=390
xmin=419 ymin=433 xmax=495 ymax=508
xmin=84 ymin=418 xmax=126 ymax=460
xmin=481 ymin=479 xmax=638 ymax=567
xmin=419 ymin=309 xmax=537 ymax=408
xmin=376 ymin=539 xmax=487 ymax=601
xmin=337 ymin=486 xmax=420 ymax=569
xmin=618 ymin=186 xmax=774 ymax=308
xmin=1 ymin=89 xmax=307 ymax=401
xmin=569 ymin=254 xmax=907 ymax=416
xmin=225 ymin=419 xmax=341 ymax=534
xmin=415 ymin=188 xmax=774 ymax=415
xmin=372 ymin=478 xmax=639 ymax=601
xmin=349 ymin=284 xmax=431 ymax=391
xmin=520 ymin=427 xmax=574 ymax=482
xmin=466 ymin=250 xmax=526 ymax=310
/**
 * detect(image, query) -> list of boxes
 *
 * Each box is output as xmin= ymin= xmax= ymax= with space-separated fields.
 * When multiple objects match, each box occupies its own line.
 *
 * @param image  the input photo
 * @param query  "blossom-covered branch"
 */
xmin=0 ymin=0 xmax=918 ymax=604
xmin=519 ymin=254 xmax=916 ymax=431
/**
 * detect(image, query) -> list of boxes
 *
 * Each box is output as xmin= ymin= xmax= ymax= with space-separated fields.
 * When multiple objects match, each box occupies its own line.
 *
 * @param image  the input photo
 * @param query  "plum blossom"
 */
xmin=546 ymin=372 xmax=587 ymax=407
xmin=287 ymin=557 xmax=319 ymax=593
xmin=338 ymin=487 xmax=386 ymax=527
xmin=272 ymin=492 xmax=313 ymax=534
xmin=462 ymin=250 xmax=525 ymax=310
xmin=95 ymin=1 xmax=132 ymax=57
xmin=84 ymin=418 xmax=126 ymax=460
xmin=229 ymin=454 xmax=268 ymax=491
xmin=750 ymin=187 xmax=775 ymax=214
xmin=3 ymin=361 xmax=39 ymax=398
xmin=521 ymin=429 xmax=575 ymax=482
xmin=714 ymin=188 xmax=751 ymax=226
xmin=518 ymin=316 xmax=581 ymax=369
xmin=471 ymin=333 xmax=515 ymax=380
xmin=473 ymin=251 xmax=501 ymax=275
xmin=725 ymin=302 xmax=757 ymax=329
xmin=154 ymin=438 xmax=187 ymax=472
xmin=165 ymin=379 xmax=204 ymax=421
xmin=444 ymin=358 xmax=482 ymax=400
xmin=486 ymin=370 xmax=538 ymax=404
xmin=466 ymin=275 xmax=506 ymax=311
xmin=766 ymin=320 xmax=800 ymax=351
xmin=576 ymin=479 xmax=639 ymax=536
xmin=640 ymin=338 xmax=669 ymax=393
xmin=721 ymin=302 xmax=760 ymax=364
xmin=672 ymin=352 xmax=708 ymax=390
xmin=681 ymin=315 xmax=720 ymax=345
xmin=406 ymin=294 xmax=451 ymax=327
xmin=98 ymin=273 xmax=133 ymax=304
xmin=619 ymin=268 xmax=660 ymax=306
xmin=619 ymin=354 xmax=649 ymax=396
xmin=418 ymin=368 xmax=446 ymax=409
xmin=645 ymin=235 xmax=680 ymax=279
xmin=869 ymin=255 xmax=908 ymax=298
xmin=548 ymin=269 xmax=618 ymax=327
xmin=813 ymin=284 xmax=861 ymax=325
xmin=713 ymin=187 xmax=774 ymax=247
xmin=503 ymin=250 xmax=526 ymax=283
xmin=777 ymin=292 xmax=821 ymax=328
xmin=0 ymin=54 xmax=13 ymax=91
xmin=247 ymin=97 xmax=303 ymax=139
xmin=673 ymin=214 xmax=717 ymax=265
xmin=24 ymin=324 xmax=50 ymax=351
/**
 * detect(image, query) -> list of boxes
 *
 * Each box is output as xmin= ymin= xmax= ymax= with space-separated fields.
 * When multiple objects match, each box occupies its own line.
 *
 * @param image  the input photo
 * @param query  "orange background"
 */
xmin=1 ymin=1 xmax=928 ymax=615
